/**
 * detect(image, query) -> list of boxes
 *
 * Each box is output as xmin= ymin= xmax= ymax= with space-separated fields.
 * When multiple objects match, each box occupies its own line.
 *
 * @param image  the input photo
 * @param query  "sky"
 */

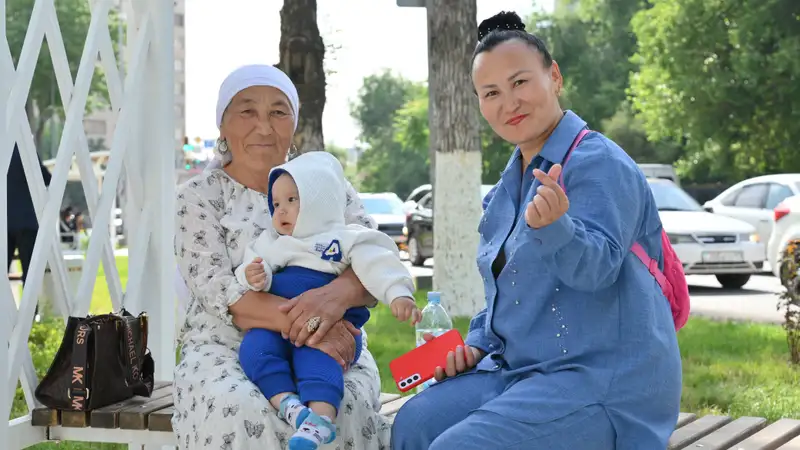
xmin=184 ymin=0 xmax=554 ymax=148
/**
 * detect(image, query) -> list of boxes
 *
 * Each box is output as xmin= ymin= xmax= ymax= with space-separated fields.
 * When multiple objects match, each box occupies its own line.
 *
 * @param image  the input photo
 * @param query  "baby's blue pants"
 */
xmin=239 ymin=266 xmax=369 ymax=410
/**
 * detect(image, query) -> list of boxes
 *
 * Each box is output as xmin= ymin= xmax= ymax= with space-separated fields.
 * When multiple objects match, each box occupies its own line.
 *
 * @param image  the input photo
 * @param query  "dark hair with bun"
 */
xmin=472 ymin=11 xmax=553 ymax=67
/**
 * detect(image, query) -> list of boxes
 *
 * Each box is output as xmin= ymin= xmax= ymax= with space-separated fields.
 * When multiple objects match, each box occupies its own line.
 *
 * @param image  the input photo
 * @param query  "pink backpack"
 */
xmin=558 ymin=130 xmax=690 ymax=331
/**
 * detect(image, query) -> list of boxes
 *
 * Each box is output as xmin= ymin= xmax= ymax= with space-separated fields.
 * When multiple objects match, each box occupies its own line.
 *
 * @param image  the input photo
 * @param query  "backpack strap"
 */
xmin=558 ymin=129 xmax=675 ymax=304
xmin=631 ymin=242 xmax=668 ymax=288
xmin=558 ymin=129 xmax=591 ymax=192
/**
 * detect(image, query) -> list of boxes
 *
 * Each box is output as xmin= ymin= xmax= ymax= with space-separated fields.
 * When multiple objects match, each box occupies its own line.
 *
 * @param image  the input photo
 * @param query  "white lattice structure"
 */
xmin=1 ymin=0 xmax=176 ymax=448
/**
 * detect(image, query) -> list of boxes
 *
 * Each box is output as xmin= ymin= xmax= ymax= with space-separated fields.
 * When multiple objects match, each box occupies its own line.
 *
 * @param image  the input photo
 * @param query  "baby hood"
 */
xmin=268 ymin=151 xmax=347 ymax=239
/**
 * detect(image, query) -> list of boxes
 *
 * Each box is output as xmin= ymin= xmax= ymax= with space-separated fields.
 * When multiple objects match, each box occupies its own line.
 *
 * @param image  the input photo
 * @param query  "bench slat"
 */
xmin=30 ymin=381 xmax=172 ymax=428
xmin=379 ymin=395 xmax=414 ymax=417
xmin=668 ymin=414 xmax=731 ymax=449
xmin=90 ymin=384 xmax=173 ymax=429
xmin=676 ymin=412 xmax=697 ymax=428
xmin=778 ymin=433 xmax=800 ymax=449
xmin=60 ymin=410 xmax=90 ymax=428
xmin=119 ymin=394 xmax=175 ymax=430
xmin=148 ymin=406 xmax=175 ymax=432
xmin=30 ymin=384 xmax=799 ymax=450
xmin=31 ymin=407 xmax=60 ymax=427
xmin=732 ymin=419 xmax=800 ymax=450
xmin=140 ymin=392 xmax=409 ymax=434
xmin=684 ymin=416 xmax=766 ymax=449
xmin=379 ymin=393 xmax=401 ymax=405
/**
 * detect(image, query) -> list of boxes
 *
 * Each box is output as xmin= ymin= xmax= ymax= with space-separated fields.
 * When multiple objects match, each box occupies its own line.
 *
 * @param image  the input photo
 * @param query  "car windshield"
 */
xmin=648 ymin=180 xmax=703 ymax=212
xmin=361 ymin=197 xmax=405 ymax=215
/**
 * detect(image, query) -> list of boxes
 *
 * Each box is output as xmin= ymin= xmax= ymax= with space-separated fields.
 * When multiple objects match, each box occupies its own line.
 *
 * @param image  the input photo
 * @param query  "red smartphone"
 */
xmin=389 ymin=329 xmax=465 ymax=392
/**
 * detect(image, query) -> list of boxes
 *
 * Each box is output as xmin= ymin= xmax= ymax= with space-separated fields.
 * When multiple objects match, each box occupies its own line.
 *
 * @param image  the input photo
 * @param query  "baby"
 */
xmin=235 ymin=151 xmax=420 ymax=450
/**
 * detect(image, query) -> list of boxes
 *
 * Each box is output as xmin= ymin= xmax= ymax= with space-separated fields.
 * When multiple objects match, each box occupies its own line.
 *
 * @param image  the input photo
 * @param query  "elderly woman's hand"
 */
xmin=306 ymin=320 xmax=361 ymax=369
xmin=278 ymin=278 xmax=353 ymax=346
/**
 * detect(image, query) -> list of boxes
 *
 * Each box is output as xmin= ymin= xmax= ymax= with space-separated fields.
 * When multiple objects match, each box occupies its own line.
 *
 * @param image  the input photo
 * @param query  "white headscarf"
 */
xmin=206 ymin=64 xmax=300 ymax=170
xmin=175 ymin=65 xmax=302 ymax=318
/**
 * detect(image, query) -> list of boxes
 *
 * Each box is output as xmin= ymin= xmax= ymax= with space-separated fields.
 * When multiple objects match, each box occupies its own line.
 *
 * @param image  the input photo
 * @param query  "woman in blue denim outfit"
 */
xmin=391 ymin=11 xmax=682 ymax=450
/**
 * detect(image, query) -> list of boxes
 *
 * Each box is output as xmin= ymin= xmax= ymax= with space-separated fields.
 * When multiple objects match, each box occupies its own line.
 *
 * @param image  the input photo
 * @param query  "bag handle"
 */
xmin=68 ymin=320 xmax=92 ymax=409
xmin=119 ymin=311 xmax=154 ymax=397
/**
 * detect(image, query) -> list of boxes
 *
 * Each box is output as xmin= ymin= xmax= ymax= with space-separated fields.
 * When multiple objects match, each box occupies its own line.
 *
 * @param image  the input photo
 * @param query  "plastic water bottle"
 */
xmin=415 ymin=291 xmax=453 ymax=392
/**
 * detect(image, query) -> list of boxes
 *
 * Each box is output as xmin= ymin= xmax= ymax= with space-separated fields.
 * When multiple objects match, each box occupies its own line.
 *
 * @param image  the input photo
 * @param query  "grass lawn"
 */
xmin=11 ymin=255 xmax=800 ymax=448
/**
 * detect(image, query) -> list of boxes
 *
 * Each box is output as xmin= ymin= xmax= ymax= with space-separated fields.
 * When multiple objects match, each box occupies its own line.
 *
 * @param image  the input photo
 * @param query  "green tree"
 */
xmin=350 ymin=70 xmax=424 ymax=144
xmin=630 ymin=0 xmax=800 ymax=183
xmin=358 ymin=94 xmax=430 ymax=198
xmin=602 ymin=102 xmax=682 ymax=164
xmin=528 ymin=1 xmax=688 ymax=166
xmin=6 ymin=0 xmax=123 ymax=152
xmin=351 ymin=71 xmax=426 ymax=198
xmin=529 ymin=0 xmax=642 ymax=131
xmin=351 ymin=71 xmax=519 ymax=193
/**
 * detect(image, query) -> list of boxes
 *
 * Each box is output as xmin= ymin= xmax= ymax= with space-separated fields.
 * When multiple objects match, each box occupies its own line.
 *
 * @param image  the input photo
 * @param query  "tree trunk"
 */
xmin=277 ymin=0 xmax=326 ymax=153
xmin=427 ymin=0 xmax=484 ymax=317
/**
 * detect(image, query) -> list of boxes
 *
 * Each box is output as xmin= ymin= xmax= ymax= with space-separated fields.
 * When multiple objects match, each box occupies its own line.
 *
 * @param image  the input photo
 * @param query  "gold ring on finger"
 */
xmin=306 ymin=316 xmax=321 ymax=333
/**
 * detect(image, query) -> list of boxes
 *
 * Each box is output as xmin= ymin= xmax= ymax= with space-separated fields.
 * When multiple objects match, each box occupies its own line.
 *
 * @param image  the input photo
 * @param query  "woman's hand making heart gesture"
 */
xmin=525 ymin=164 xmax=570 ymax=229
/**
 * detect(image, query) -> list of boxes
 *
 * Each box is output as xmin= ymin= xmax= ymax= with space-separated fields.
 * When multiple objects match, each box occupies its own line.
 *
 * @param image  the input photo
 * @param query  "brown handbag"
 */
xmin=34 ymin=309 xmax=155 ymax=411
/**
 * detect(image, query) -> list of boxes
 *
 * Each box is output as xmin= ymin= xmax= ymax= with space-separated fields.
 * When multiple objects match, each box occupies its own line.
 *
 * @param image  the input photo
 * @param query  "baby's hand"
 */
xmin=391 ymin=297 xmax=422 ymax=325
xmin=245 ymin=257 xmax=267 ymax=290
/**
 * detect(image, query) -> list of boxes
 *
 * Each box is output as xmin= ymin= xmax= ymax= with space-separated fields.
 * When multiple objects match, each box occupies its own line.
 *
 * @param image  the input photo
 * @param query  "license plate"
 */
xmin=702 ymin=251 xmax=743 ymax=263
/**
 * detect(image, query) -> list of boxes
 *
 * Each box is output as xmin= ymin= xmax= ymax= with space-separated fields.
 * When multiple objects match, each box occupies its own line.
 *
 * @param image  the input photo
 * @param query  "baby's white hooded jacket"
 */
xmin=233 ymin=151 xmax=415 ymax=305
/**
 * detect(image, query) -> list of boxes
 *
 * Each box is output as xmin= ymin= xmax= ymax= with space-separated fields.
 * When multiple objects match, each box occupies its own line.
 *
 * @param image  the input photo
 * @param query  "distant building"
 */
xmin=82 ymin=0 xmax=186 ymax=169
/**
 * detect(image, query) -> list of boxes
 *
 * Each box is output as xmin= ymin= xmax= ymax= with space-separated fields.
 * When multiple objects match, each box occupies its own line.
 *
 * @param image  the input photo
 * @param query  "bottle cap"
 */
xmin=427 ymin=291 xmax=441 ymax=304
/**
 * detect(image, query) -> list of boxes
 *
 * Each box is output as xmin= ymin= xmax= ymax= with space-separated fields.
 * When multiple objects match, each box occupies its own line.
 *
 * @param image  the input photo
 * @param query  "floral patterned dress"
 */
xmin=172 ymin=169 xmax=392 ymax=450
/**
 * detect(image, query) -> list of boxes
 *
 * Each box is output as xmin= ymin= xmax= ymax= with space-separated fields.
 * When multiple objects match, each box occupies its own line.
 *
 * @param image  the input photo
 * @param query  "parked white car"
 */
xmin=402 ymin=184 xmax=432 ymax=214
xmin=702 ymin=174 xmax=800 ymax=259
xmin=767 ymin=194 xmax=800 ymax=286
xmin=649 ymin=179 xmax=765 ymax=289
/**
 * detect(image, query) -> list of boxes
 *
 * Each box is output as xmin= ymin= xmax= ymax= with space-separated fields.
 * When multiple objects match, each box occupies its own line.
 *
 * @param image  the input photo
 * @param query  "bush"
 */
xmin=778 ymin=241 xmax=800 ymax=364
xmin=12 ymin=318 xmax=65 ymax=418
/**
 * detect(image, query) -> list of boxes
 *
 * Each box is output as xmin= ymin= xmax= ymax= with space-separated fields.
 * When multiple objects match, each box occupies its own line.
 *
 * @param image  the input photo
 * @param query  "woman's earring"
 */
xmin=287 ymin=143 xmax=299 ymax=160
xmin=217 ymin=138 xmax=229 ymax=154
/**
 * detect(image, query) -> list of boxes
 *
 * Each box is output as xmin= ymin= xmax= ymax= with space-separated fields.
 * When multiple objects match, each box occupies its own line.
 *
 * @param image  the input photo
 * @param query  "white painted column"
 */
xmin=0 ymin=0 xmax=10 ymax=445
xmin=130 ymin=1 xmax=175 ymax=449
xmin=141 ymin=0 xmax=176 ymax=384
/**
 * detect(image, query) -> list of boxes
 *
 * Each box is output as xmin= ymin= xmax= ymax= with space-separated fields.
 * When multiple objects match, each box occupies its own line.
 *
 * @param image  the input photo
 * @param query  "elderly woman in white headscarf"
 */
xmin=172 ymin=64 xmax=391 ymax=449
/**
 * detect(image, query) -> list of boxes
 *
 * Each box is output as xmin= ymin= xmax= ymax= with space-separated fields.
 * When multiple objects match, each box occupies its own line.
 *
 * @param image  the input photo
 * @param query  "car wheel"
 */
xmin=408 ymin=237 xmax=425 ymax=267
xmin=715 ymin=273 xmax=751 ymax=289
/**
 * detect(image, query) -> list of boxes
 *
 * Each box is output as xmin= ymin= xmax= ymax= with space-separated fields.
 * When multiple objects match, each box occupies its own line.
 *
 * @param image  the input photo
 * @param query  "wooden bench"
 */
xmin=29 ymin=383 xmax=413 ymax=446
xmin=30 ymin=386 xmax=800 ymax=449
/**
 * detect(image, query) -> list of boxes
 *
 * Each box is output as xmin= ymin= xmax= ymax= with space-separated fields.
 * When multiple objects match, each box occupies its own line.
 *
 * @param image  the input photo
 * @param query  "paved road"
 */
xmin=685 ymin=274 xmax=785 ymax=324
xmin=404 ymin=257 xmax=786 ymax=324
